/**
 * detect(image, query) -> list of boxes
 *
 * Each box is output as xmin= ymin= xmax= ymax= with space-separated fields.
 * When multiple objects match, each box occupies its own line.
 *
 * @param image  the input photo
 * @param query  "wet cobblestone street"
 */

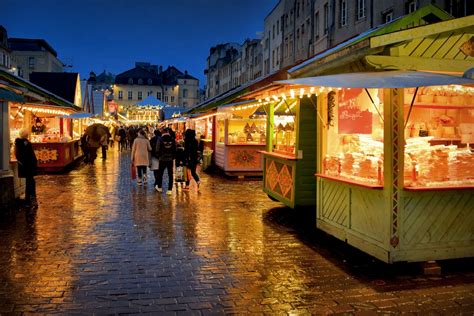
xmin=1 ymin=149 xmax=473 ymax=315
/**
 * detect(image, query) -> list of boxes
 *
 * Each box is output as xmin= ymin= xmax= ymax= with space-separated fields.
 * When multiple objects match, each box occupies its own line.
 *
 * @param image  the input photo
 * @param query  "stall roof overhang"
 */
xmin=57 ymin=112 xmax=93 ymax=119
xmin=186 ymin=66 xmax=291 ymax=115
xmin=0 ymin=69 xmax=81 ymax=112
xmin=0 ymin=87 xmax=25 ymax=102
xmin=276 ymin=70 xmax=474 ymax=89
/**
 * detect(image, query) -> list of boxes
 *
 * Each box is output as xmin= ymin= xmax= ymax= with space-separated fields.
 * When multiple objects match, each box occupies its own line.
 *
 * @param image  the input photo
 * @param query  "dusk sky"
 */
xmin=3 ymin=0 xmax=277 ymax=87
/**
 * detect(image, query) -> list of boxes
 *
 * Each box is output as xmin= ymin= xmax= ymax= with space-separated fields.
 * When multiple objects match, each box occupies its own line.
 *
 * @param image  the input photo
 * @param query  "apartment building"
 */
xmin=114 ymin=62 xmax=199 ymax=110
xmin=204 ymin=0 xmax=471 ymax=102
xmin=0 ymin=26 xmax=12 ymax=71
xmin=8 ymin=38 xmax=63 ymax=80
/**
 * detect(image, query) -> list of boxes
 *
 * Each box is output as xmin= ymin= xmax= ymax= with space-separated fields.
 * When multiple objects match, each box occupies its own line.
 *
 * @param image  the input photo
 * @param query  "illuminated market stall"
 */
xmin=0 ymin=69 xmax=81 ymax=203
xmin=126 ymin=95 xmax=166 ymax=124
xmin=240 ymin=86 xmax=317 ymax=207
xmin=214 ymin=100 xmax=267 ymax=176
xmin=188 ymin=112 xmax=216 ymax=153
xmin=279 ymin=71 xmax=474 ymax=263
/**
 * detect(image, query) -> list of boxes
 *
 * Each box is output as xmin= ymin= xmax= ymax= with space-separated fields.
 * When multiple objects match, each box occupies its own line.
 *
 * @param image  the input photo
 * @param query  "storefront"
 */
xmin=214 ymin=100 xmax=267 ymax=176
xmin=279 ymin=71 xmax=474 ymax=263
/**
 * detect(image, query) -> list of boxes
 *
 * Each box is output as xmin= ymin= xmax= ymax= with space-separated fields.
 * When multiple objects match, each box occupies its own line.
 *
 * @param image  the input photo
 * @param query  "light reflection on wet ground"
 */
xmin=0 ymin=149 xmax=473 ymax=314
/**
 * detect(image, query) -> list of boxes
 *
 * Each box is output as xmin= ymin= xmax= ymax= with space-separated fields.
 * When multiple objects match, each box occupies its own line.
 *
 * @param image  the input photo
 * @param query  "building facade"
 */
xmin=8 ymin=38 xmax=63 ymax=80
xmin=113 ymin=62 xmax=199 ymax=110
xmin=204 ymin=0 xmax=472 ymax=102
xmin=0 ymin=26 xmax=12 ymax=71
xmin=205 ymin=43 xmax=242 ymax=99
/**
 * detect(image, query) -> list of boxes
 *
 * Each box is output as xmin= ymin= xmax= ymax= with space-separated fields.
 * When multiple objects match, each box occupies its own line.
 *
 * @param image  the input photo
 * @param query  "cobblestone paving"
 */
xmin=0 ymin=150 xmax=473 ymax=315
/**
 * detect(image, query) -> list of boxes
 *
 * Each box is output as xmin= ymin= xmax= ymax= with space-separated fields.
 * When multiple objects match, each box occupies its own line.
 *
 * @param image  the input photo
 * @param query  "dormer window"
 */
xmin=147 ymin=79 xmax=153 ymax=85
xmin=138 ymin=78 xmax=143 ymax=85
xmin=128 ymin=78 xmax=133 ymax=84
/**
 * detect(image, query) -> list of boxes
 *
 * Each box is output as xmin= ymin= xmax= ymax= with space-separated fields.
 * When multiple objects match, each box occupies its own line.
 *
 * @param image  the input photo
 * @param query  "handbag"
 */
xmin=131 ymin=162 xmax=137 ymax=180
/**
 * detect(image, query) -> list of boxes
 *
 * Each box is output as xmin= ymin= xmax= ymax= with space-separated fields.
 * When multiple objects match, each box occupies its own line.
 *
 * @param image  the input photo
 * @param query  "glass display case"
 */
xmin=216 ymin=116 xmax=266 ymax=145
xmin=403 ymin=86 xmax=474 ymax=188
xmin=322 ymin=88 xmax=385 ymax=185
xmin=273 ymin=115 xmax=296 ymax=155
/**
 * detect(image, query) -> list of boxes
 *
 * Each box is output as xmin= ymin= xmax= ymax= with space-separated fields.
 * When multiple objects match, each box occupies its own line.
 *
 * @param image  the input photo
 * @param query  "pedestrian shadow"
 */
xmin=263 ymin=206 xmax=474 ymax=292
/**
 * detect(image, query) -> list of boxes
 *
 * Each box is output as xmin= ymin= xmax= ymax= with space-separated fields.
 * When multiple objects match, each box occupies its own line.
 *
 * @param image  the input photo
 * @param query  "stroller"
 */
xmin=175 ymin=141 xmax=187 ymax=188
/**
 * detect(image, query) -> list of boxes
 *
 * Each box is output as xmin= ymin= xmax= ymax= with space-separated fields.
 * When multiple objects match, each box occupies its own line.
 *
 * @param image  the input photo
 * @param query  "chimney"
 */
xmin=159 ymin=66 xmax=163 ymax=73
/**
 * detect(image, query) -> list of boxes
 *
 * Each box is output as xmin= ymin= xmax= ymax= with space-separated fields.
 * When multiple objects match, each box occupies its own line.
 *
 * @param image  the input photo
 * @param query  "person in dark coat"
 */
xmin=156 ymin=131 xmax=176 ymax=194
xmin=15 ymin=129 xmax=38 ymax=208
xmin=184 ymin=129 xmax=201 ymax=190
xmin=117 ymin=126 xmax=127 ymax=151
xmin=149 ymin=129 xmax=162 ymax=189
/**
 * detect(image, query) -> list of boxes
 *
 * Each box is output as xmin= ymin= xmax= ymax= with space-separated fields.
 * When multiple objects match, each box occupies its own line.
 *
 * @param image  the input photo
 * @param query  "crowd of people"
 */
xmin=15 ymin=123 xmax=203 ymax=209
xmin=128 ymin=126 xmax=202 ymax=194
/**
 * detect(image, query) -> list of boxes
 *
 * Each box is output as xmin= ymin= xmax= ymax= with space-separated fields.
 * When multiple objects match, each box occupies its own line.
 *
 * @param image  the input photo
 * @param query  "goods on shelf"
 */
xmin=404 ymin=137 xmax=474 ymax=187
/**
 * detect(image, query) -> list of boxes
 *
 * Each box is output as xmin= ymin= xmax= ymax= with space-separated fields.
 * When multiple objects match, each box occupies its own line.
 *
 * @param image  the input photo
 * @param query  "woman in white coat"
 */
xmin=131 ymin=129 xmax=152 ymax=185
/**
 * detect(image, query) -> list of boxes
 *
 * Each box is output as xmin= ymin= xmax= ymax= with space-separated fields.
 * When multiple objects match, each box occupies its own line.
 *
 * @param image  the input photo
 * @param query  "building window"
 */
xmin=171 ymin=96 xmax=175 ymax=103
xmin=340 ymin=0 xmax=348 ymax=26
xmin=184 ymin=80 xmax=187 ymax=84
xmin=183 ymin=89 xmax=188 ymax=98
xmin=28 ymin=57 xmax=35 ymax=68
xmin=147 ymin=79 xmax=153 ymax=85
xmin=277 ymin=20 xmax=280 ymax=35
xmin=128 ymin=78 xmax=133 ymax=84
xmin=183 ymin=102 xmax=187 ymax=107
xmin=406 ymin=1 xmax=416 ymax=14
xmin=138 ymin=78 xmax=143 ymax=85
xmin=382 ymin=10 xmax=393 ymax=23
xmin=273 ymin=24 xmax=275 ymax=39
xmin=157 ymin=92 xmax=162 ymax=100
xmin=118 ymin=91 xmax=123 ymax=100
xmin=138 ymin=91 xmax=142 ymax=100
xmin=315 ymin=11 xmax=320 ymax=39
xmin=164 ymin=95 xmax=169 ymax=102
xmin=357 ymin=0 xmax=366 ymax=20
xmin=324 ymin=4 xmax=329 ymax=34
xmin=147 ymin=91 xmax=152 ymax=96
xmin=128 ymin=91 xmax=133 ymax=100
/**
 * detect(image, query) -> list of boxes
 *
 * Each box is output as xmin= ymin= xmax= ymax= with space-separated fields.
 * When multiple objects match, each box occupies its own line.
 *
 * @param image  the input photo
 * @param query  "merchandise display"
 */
xmin=273 ymin=115 xmax=296 ymax=155
xmin=322 ymin=88 xmax=384 ymax=185
xmin=404 ymin=88 xmax=474 ymax=187
xmin=194 ymin=117 xmax=213 ymax=141
xmin=226 ymin=118 xmax=266 ymax=145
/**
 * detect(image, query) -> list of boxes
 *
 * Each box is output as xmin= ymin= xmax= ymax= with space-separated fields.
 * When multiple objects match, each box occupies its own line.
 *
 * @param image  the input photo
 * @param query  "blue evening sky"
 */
xmin=3 ymin=0 xmax=277 ymax=87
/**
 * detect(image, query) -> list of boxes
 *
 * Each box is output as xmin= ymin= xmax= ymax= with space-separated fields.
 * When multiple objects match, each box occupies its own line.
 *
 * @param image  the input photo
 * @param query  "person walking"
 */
xmin=149 ymin=129 xmax=162 ymax=189
xmin=131 ymin=129 xmax=152 ymax=185
xmin=183 ymin=129 xmax=201 ymax=190
xmin=118 ymin=126 xmax=127 ymax=151
xmin=155 ymin=130 xmax=176 ymax=195
xmin=15 ymin=129 xmax=38 ymax=208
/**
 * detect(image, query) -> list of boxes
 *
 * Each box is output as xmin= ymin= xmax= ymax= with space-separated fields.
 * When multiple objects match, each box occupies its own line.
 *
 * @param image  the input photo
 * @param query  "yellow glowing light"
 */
xmin=281 ymin=93 xmax=286 ymax=100
xmin=290 ymin=89 xmax=295 ymax=99
xmin=272 ymin=95 xmax=279 ymax=102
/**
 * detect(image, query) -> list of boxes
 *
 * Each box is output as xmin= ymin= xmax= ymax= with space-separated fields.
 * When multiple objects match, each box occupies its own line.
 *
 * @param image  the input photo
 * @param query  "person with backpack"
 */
xmin=155 ymin=130 xmax=176 ymax=194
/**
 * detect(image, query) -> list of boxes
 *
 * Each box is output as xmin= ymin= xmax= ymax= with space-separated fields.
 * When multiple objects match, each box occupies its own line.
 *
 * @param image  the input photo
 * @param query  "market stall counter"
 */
xmin=280 ymin=71 xmax=474 ymax=263
xmin=214 ymin=101 xmax=267 ymax=176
